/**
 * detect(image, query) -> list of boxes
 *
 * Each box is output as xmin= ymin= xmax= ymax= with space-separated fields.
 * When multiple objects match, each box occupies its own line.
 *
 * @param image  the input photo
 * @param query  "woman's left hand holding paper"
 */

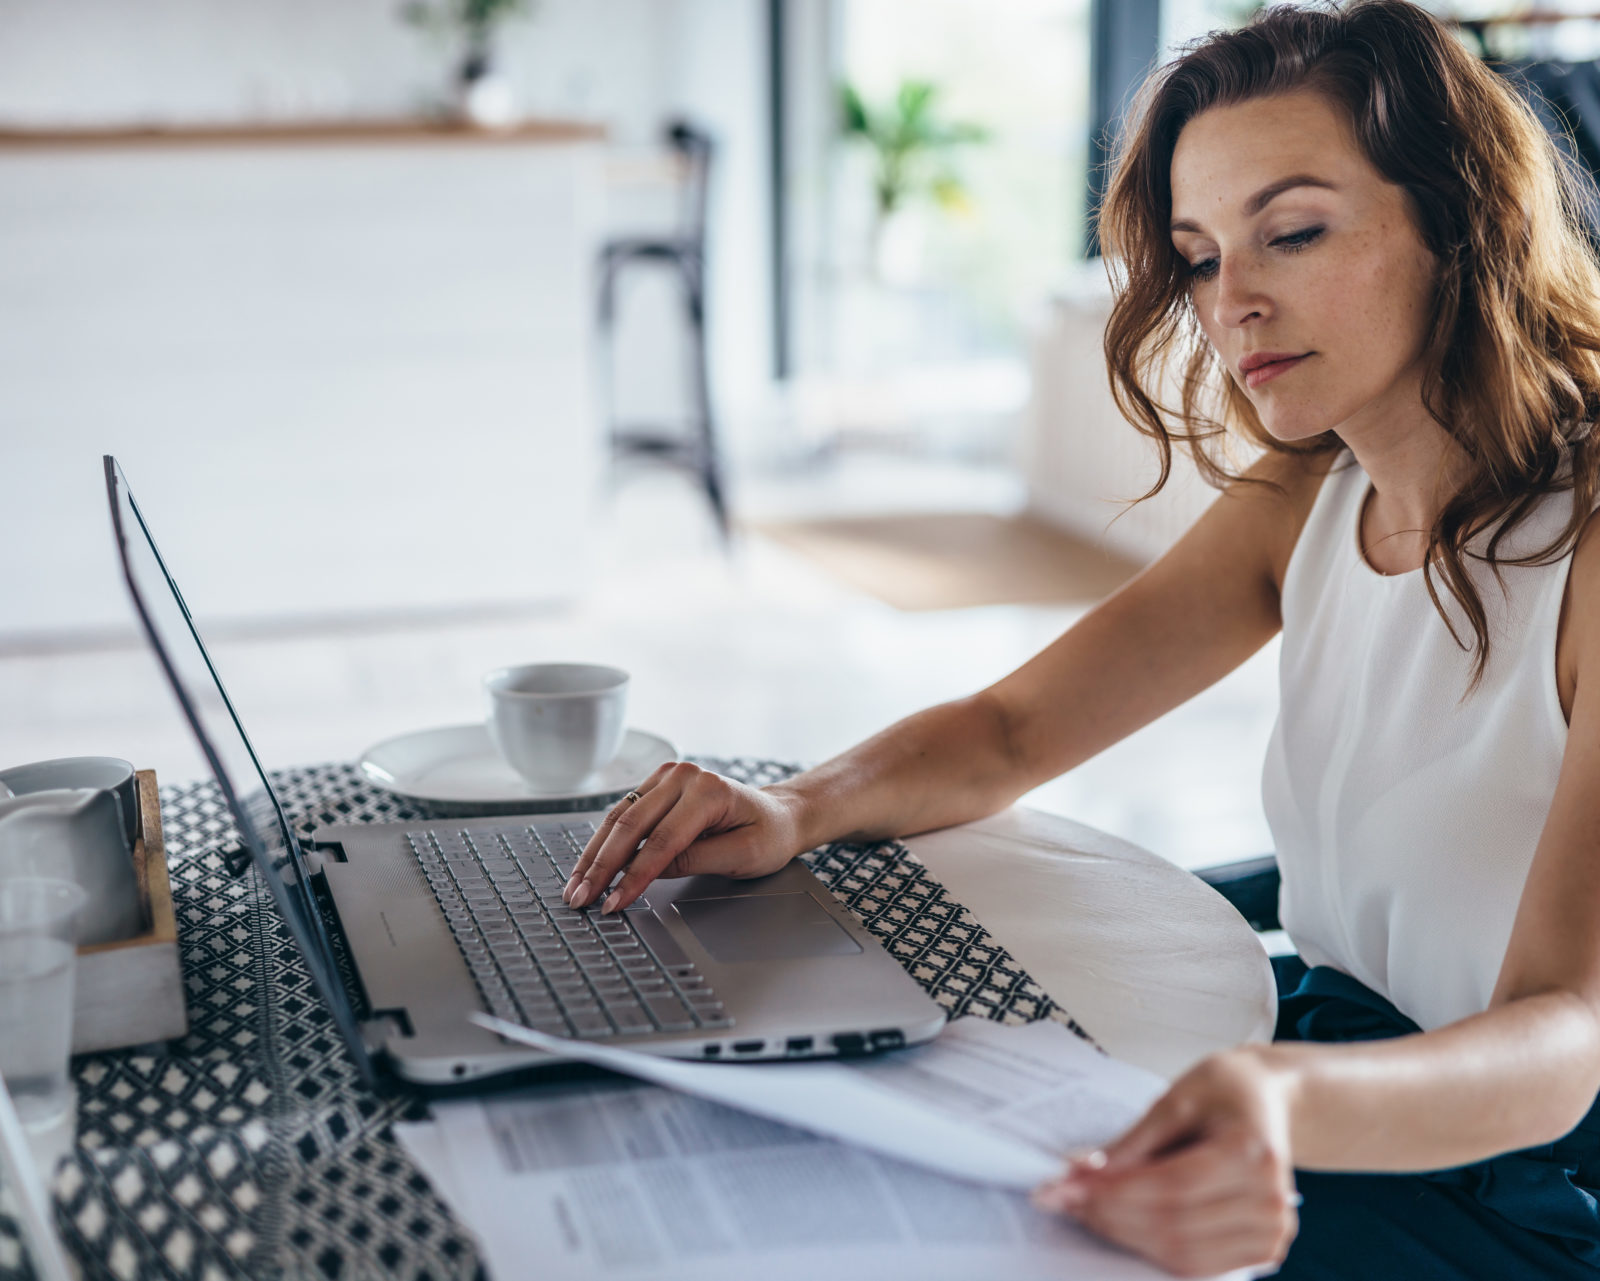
xmin=1032 ymin=1048 xmax=1301 ymax=1278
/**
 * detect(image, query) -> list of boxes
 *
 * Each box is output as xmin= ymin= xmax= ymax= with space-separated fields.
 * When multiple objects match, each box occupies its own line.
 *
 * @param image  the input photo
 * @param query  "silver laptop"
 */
xmin=104 ymin=456 xmax=946 ymax=1089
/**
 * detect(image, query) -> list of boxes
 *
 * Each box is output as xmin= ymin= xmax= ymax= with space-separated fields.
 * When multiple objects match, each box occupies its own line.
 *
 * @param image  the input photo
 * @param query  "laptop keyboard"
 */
xmin=407 ymin=821 xmax=732 ymax=1039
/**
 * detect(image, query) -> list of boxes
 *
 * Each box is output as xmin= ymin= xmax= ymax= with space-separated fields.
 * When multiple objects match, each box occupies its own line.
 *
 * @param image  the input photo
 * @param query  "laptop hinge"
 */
xmin=361 ymin=1009 xmax=414 ymax=1053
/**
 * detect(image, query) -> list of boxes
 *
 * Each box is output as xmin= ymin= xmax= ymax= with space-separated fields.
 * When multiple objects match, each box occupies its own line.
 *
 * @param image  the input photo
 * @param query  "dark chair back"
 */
xmin=664 ymin=119 xmax=715 ymax=257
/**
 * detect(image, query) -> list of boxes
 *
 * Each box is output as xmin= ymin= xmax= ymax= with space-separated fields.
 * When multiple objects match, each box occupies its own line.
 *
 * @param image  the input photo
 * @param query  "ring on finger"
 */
xmin=622 ymin=789 xmax=642 ymax=805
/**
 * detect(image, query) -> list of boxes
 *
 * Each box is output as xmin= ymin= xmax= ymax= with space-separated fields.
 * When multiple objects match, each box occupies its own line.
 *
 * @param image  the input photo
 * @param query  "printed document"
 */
xmin=472 ymin=1013 xmax=1162 ymax=1189
xmin=395 ymin=1018 xmax=1252 ymax=1280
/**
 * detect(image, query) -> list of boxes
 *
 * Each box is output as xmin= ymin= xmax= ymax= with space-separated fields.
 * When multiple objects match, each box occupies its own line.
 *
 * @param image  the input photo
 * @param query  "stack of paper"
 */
xmin=394 ymin=1018 xmax=1251 ymax=1280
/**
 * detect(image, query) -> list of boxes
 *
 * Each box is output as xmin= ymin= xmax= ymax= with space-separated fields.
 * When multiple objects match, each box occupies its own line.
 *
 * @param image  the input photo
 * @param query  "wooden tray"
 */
xmin=72 ymin=769 xmax=188 ymax=1054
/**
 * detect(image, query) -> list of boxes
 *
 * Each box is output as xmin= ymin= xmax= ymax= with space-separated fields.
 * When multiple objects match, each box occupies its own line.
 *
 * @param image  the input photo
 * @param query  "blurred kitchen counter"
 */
xmin=0 ymin=116 xmax=608 ymax=640
xmin=0 ymin=117 xmax=606 ymax=148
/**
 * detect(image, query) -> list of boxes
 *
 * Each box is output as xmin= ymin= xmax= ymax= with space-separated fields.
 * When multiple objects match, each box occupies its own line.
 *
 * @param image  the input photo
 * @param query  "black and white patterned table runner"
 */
xmin=0 ymin=760 xmax=1091 ymax=1281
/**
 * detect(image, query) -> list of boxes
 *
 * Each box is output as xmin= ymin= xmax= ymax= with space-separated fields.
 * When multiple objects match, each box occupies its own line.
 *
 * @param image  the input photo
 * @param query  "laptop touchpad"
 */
xmin=672 ymin=893 xmax=864 ymax=962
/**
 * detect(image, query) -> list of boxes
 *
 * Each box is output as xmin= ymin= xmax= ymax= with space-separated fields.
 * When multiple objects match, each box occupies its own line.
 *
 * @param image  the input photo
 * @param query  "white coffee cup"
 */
xmin=485 ymin=663 xmax=630 ymax=790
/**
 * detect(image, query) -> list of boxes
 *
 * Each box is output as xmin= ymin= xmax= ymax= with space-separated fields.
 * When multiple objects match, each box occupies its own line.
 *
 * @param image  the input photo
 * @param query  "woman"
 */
xmin=566 ymin=3 xmax=1600 ymax=1275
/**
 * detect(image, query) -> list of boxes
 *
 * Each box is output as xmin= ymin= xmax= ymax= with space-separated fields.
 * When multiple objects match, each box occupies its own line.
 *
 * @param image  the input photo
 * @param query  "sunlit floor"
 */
xmin=0 ymin=451 xmax=1278 ymax=873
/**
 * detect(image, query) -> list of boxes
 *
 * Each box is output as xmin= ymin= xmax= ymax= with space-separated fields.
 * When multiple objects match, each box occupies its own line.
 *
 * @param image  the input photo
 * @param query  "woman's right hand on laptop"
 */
xmin=564 ymin=762 xmax=806 ymax=913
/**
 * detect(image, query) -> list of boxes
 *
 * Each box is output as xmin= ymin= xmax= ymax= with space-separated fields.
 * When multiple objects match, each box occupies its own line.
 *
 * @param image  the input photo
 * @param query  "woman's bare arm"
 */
xmin=766 ymin=449 xmax=1313 ymax=850
xmin=569 ymin=450 xmax=1318 ymax=911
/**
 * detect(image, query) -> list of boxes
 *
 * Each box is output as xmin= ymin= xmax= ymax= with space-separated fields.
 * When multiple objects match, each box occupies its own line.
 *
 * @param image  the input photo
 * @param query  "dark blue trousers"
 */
xmin=1270 ymin=957 xmax=1600 ymax=1278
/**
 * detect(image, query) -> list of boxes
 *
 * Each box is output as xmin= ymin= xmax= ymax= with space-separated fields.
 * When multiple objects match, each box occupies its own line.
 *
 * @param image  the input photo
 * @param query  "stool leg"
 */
xmin=681 ymin=257 xmax=730 ymax=542
xmin=596 ymin=251 xmax=623 ymax=447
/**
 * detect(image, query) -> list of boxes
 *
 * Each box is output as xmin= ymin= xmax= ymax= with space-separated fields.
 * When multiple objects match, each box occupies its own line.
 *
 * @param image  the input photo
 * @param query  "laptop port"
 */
xmin=703 ymin=1044 xmax=722 ymax=1058
xmin=830 ymin=1032 xmax=866 ymax=1056
xmin=731 ymin=1040 xmax=764 ymax=1054
xmin=785 ymin=1036 xmax=814 ymax=1055
xmin=868 ymin=1029 xmax=905 ymax=1051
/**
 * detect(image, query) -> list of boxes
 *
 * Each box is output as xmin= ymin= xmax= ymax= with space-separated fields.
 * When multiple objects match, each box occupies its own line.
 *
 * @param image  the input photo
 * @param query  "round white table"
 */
xmin=906 ymin=806 xmax=1278 ymax=1079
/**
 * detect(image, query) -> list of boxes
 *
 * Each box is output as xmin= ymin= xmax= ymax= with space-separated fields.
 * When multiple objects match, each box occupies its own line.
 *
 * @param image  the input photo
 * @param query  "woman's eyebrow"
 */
xmin=1170 ymin=174 xmax=1339 ymax=235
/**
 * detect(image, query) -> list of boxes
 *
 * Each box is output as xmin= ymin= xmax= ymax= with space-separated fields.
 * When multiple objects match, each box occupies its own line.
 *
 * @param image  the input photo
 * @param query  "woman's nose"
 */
xmin=1211 ymin=258 xmax=1271 ymax=329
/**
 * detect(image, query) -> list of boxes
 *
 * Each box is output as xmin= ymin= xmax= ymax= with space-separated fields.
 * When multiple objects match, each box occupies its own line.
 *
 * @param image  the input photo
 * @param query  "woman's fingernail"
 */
xmin=570 ymin=882 xmax=589 ymax=909
xmin=601 ymin=892 xmax=621 ymax=915
xmin=1074 ymin=1149 xmax=1107 ymax=1172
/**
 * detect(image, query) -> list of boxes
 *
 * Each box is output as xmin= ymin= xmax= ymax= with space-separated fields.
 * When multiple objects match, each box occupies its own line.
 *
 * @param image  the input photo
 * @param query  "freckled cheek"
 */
xmin=1347 ymin=242 xmax=1434 ymax=347
xmin=1305 ymin=254 xmax=1418 ymax=367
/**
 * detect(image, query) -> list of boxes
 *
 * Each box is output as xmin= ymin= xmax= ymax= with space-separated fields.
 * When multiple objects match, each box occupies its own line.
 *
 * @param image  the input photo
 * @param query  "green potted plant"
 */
xmin=840 ymin=79 xmax=989 ymax=279
xmin=400 ymin=0 xmax=537 ymax=127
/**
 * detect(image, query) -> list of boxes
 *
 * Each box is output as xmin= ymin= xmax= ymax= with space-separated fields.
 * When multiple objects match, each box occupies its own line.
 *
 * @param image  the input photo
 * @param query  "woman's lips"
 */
xmin=1244 ymin=353 xmax=1310 ymax=388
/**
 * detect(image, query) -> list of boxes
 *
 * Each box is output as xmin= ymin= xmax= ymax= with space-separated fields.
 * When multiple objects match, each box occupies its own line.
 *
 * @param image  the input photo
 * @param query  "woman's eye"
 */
xmin=1185 ymin=226 xmax=1323 ymax=283
xmin=1272 ymin=226 xmax=1324 ymax=252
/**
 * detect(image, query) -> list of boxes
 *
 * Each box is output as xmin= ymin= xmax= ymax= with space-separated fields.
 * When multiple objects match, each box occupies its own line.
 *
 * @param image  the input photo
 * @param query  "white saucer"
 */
xmin=358 ymin=724 xmax=678 ymax=813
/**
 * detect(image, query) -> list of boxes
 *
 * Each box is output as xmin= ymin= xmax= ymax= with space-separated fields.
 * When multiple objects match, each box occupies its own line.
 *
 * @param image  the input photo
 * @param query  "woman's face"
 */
xmin=1169 ymin=89 xmax=1439 ymax=445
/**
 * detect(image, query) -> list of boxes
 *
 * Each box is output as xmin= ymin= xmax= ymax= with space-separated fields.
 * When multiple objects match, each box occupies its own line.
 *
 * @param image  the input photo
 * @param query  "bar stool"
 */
xmin=596 ymin=120 xmax=728 ymax=538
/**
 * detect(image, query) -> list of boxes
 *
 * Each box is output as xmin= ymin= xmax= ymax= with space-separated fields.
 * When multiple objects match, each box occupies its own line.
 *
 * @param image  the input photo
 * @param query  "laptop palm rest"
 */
xmin=672 ymin=893 xmax=864 ymax=962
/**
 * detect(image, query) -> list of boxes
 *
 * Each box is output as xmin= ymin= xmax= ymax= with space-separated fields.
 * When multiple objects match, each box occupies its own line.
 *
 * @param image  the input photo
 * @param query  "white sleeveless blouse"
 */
xmin=1261 ymin=453 xmax=1578 ymax=1030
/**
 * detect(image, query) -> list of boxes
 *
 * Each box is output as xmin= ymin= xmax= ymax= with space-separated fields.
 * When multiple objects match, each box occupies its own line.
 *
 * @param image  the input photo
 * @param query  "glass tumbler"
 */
xmin=0 ymin=877 xmax=86 ymax=1175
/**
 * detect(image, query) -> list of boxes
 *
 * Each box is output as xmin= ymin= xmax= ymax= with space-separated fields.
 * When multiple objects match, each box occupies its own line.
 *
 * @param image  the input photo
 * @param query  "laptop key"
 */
xmin=642 ymin=993 xmax=692 ymax=1022
xmin=605 ymin=996 xmax=648 ymax=1020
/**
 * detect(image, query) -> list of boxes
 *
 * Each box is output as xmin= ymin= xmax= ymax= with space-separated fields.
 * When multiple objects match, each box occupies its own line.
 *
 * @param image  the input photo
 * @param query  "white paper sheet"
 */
xmin=398 ymin=1067 xmax=1246 ymax=1281
xmin=470 ymin=1013 xmax=1167 ymax=1191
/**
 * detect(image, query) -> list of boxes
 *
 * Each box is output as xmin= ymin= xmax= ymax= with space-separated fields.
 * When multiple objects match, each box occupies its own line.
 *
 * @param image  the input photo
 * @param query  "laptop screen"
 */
xmin=103 ymin=456 xmax=376 ymax=1086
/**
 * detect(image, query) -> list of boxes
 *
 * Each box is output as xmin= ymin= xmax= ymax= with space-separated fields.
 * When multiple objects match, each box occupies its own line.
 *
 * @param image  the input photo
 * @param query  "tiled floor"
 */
xmin=0 ymin=453 xmax=1278 ymax=873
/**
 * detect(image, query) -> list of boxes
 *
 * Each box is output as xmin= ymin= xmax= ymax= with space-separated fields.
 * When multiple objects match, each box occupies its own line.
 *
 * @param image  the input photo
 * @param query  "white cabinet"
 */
xmin=0 ymin=124 xmax=605 ymax=635
xmin=1024 ymin=267 xmax=1218 ymax=564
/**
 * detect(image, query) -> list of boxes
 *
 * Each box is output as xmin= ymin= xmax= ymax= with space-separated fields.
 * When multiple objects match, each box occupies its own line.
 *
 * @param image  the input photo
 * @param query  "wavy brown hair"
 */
xmin=1099 ymin=0 xmax=1600 ymax=684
